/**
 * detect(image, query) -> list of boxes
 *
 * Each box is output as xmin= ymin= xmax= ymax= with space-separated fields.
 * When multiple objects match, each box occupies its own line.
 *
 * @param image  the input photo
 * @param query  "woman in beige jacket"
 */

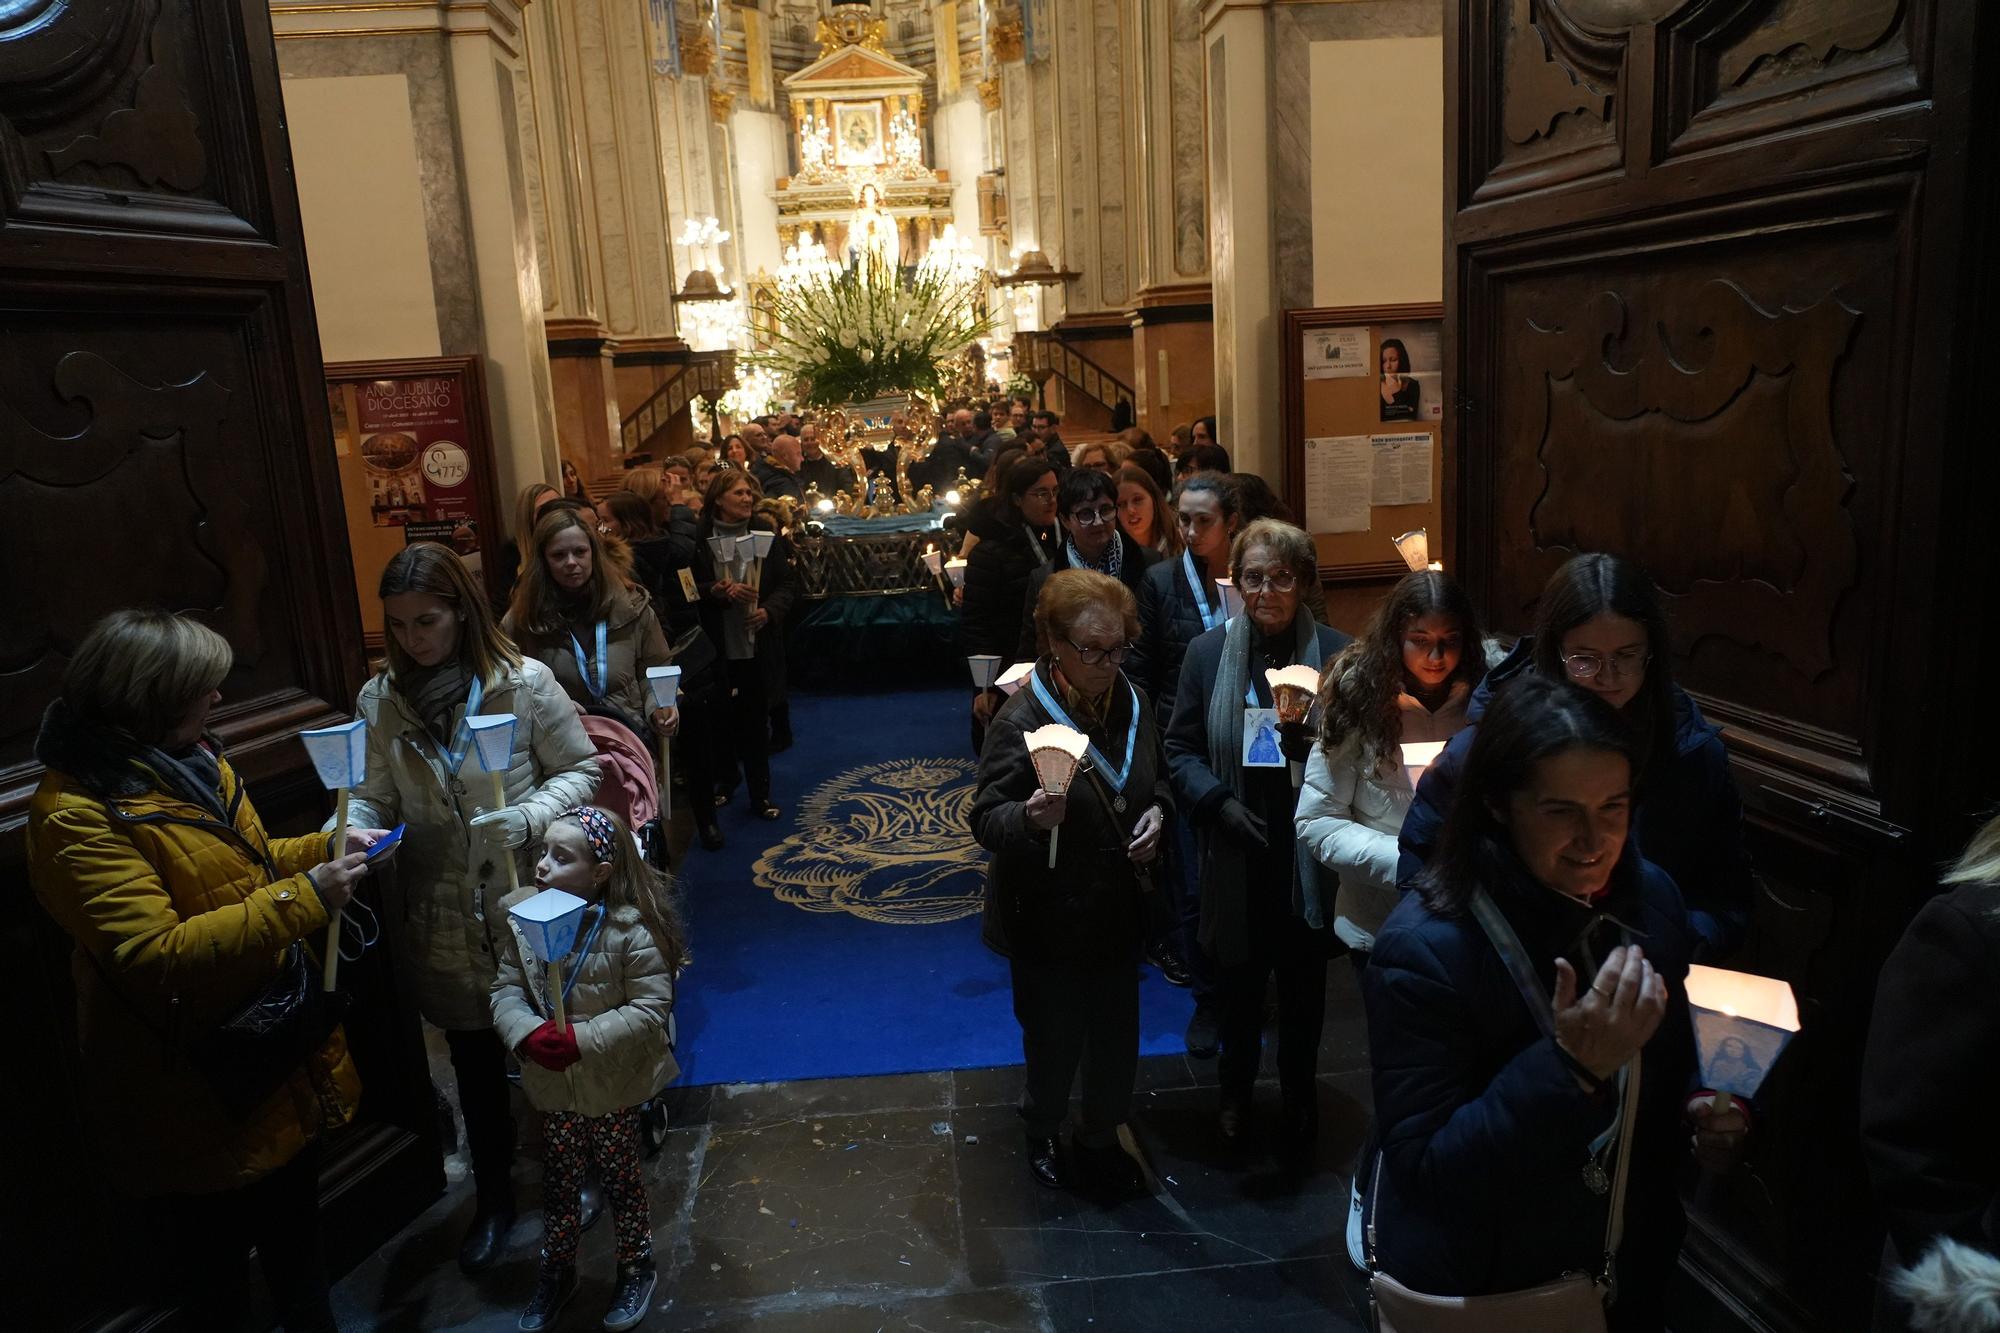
xmin=493 ymin=806 xmax=684 ymax=1333
xmin=346 ymin=543 xmax=600 ymax=1275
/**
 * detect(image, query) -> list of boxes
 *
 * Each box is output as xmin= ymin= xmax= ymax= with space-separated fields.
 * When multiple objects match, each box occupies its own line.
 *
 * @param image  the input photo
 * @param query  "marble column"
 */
xmin=1201 ymin=0 xmax=1278 ymax=480
xmin=272 ymin=0 xmax=560 ymax=508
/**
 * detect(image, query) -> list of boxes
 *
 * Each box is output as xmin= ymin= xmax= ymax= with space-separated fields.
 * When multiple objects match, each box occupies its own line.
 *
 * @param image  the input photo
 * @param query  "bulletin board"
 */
xmin=1280 ymin=302 xmax=1445 ymax=581
xmin=325 ymin=355 xmax=504 ymax=648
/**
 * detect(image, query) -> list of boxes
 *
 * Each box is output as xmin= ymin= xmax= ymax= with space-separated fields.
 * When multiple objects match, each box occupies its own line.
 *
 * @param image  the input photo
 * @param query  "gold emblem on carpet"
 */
xmin=752 ymin=757 xmax=984 ymax=924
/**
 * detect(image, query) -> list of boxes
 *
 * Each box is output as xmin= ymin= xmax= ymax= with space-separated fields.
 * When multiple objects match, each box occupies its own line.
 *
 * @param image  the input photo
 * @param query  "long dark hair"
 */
xmin=1530 ymin=553 xmax=1676 ymax=778
xmin=999 ymin=456 xmax=1057 ymax=522
xmin=510 ymin=506 xmax=636 ymax=640
xmin=1319 ymin=570 xmax=1486 ymax=762
xmin=1419 ymin=674 xmax=1638 ymax=917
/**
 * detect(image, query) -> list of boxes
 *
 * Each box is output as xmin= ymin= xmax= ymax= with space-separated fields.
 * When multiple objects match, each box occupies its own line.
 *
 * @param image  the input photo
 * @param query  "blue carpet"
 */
xmin=671 ymin=686 xmax=1193 ymax=1087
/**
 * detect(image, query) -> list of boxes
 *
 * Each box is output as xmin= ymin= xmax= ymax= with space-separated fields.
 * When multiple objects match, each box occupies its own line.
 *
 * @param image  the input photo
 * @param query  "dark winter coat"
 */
xmin=1013 ymin=530 xmax=1156 ymax=663
xmin=753 ymin=460 xmax=806 ymax=505
xmin=1395 ymin=639 xmax=1753 ymax=959
xmin=971 ymin=660 xmax=1174 ymax=964
xmin=798 ymin=453 xmax=857 ymax=497
xmin=1164 ymin=617 xmax=1351 ymax=967
xmin=1130 ymin=549 xmax=1223 ymax=710
xmin=696 ymin=511 xmax=796 ymax=695
xmin=959 ymin=518 xmax=1058 ymax=663
xmin=1363 ymin=852 xmax=1698 ymax=1304
xmin=914 ymin=437 xmax=985 ymax=494
xmin=1861 ymin=881 xmax=2000 ymax=1265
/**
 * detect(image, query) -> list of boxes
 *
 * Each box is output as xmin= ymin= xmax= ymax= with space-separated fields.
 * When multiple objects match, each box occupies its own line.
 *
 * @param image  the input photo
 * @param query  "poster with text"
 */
xmin=1303 ymin=326 xmax=1370 ymax=380
xmin=356 ymin=375 xmax=481 ymax=554
xmin=1376 ymin=322 xmax=1444 ymax=423
xmin=1303 ymin=435 xmax=1373 ymax=534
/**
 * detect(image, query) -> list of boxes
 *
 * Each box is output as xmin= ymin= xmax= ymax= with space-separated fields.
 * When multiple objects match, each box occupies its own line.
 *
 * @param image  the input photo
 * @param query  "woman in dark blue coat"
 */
xmin=1396 ymin=553 xmax=1753 ymax=960
xmin=1365 ymin=674 xmax=1743 ymax=1328
xmin=1165 ymin=520 xmax=1350 ymax=1149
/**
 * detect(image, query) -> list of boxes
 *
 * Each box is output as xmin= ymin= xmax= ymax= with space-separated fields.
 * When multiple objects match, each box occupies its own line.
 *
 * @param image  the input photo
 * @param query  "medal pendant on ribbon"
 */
xmin=1113 ymin=795 xmax=1128 ymax=814
xmin=1582 ymin=1162 xmax=1609 ymax=1195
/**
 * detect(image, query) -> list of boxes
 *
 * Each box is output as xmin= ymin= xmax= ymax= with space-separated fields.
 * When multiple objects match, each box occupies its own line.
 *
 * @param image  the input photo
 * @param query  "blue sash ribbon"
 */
xmin=1183 ymin=551 xmax=1221 ymax=632
xmin=443 ymin=675 xmax=486 ymax=774
xmin=567 ymin=621 xmax=609 ymax=699
xmin=1028 ymin=668 xmax=1140 ymax=792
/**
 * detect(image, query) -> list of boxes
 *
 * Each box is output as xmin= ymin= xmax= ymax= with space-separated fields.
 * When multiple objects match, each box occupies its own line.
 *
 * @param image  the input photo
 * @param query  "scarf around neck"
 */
xmin=135 ymin=739 xmax=227 ymax=822
xmin=1064 ymin=530 xmax=1123 ymax=580
xmin=401 ymin=657 xmax=473 ymax=746
xmin=1205 ymin=610 xmax=1327 ymax=924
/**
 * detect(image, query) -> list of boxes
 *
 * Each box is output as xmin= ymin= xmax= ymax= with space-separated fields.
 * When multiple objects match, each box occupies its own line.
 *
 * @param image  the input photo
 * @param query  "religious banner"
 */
xmin=354 ymin=373 xmax=480 ymax=532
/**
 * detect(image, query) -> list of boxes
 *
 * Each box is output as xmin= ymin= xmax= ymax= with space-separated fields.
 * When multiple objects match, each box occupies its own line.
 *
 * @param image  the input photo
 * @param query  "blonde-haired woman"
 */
xmin=28 ymin=610 xmax=381 ymax=1331
xmin=1863 ymin=811 xmax=2000 ymax=1330
xmin=1115 ymin=463 xmax=1182 ymax=560
xmin=497 ymin=480 xmax=564 ymax=614
xmin=352 ymin=542 xmax=600 ymax=1275
xmin=1071 ymin=439 xmax=1127 ymax=477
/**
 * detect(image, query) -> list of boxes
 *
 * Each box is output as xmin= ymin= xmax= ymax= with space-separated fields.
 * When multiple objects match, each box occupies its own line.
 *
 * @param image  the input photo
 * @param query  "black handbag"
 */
xmin=184 ymin=942 xmax=347 ymax=1119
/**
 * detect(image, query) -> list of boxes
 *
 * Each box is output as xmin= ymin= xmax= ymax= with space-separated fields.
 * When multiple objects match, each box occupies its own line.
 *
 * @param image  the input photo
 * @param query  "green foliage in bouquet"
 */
xmin=745 ymin=254 xmax=997 ymax=408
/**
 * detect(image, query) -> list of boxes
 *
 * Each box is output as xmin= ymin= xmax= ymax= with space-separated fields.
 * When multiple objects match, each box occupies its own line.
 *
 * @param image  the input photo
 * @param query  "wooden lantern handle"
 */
xmin=323 ymin=788 xmax=350 ymax=992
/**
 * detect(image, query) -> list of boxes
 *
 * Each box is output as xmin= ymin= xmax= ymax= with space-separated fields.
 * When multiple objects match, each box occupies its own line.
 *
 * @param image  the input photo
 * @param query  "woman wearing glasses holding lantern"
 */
xmin=1165 ymin=520 xmax=1351 ymax=1150
xmin=1396 ymin=553 xmax=1753 ymax=961
xmin=971 ymin=569 xmax=1174 ymax=1194
xmin=1013 ymin=468 xmax=1156 ymax=663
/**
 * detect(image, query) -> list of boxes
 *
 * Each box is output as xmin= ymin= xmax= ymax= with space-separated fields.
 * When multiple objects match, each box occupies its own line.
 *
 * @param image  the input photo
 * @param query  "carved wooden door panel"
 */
xmin=0 ymin=4 xmax=440 ymax=1325
xmin=1446 ymin=2 xmax=1990 ymax=1327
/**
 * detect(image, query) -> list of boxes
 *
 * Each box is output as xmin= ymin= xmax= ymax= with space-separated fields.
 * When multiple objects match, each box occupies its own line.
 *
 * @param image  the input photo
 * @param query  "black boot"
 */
xmin=1279 ymin=1092 xmax=1319 ymax=1156
xmin=1185 ymin=1000 xmax=1221 ymax=1059
xmin=517 ymin=1260 xmax=577 ymax=1331
xmin=1217 ymin=1090 xmax=1251 ymax=1148
xmin=459 ymin=1204 xmax=515 ymax=1275
xmin=601 ymin=1254 xmax=659 ymax=1332
xmin=697 ymin=819 xmax=726 ymax=851
xmin=1025 ymin=1133 xmax=1070 ymax=1190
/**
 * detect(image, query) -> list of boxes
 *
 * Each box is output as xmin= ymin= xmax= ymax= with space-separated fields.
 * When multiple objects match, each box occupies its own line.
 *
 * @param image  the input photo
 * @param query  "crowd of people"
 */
xmin=19 ymin=406 xmax=1999 ymax=1333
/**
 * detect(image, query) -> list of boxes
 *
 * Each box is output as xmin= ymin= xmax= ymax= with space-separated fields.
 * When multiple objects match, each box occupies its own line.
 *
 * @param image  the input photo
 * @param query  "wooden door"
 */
xmin=0 ymin=3 xmax=442 ymax=1325
xmin=1444 ymin=2 xmax=1994 ymax=1327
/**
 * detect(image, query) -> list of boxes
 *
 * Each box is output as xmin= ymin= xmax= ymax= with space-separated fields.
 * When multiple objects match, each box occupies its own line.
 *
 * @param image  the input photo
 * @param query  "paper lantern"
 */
xmin=1401 ymin=740 xmax=1447 ymax=787
xmin=944 ymin=557 xmax=968 ymax=588
xmin=645 ymin=664 xmax=682 ymax=710
xmin=464 ymin=714 xmax=517 ymax=774
xmin=706 ymin=535 xmax=735 ymax=567
xmin=749 ymin=530 xmax=776 ymax=559
xmin=736 ymin=534 xmax=759 ymax=563
xmin=299 ymin=719 xmax=366 ymax=790
xmin=922 ymin=547 xmax=944 ymax=576
xmin=1684 ymin=964 xmax=1800 ymax=1100
xmin=1266 ymin=664 xmax=1321 ymax=724
xmin=968 ymin=654 xmax=1002 ymax=689
xmin=508 ymin=888 xmax=590 ymax=964
xmin=1024 ymin=724 xmax=1087 ymax=795
xmin=1214 ymin=577 xmax=1244 ymax=620
xmin=996 ymin=661 xmax=1035 ymax=695
xmin=1393 ymin=528 xmax=1431 ymax=572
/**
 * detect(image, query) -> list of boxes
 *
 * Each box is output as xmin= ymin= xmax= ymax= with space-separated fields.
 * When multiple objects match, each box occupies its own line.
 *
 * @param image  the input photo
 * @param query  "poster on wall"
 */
xmin=355 ymin=374 xmax=482 ymax=536
xmin=1303 ymin=326 xmax=1370 ymax=380
xmin=405 ymin=518 xmax=483 ymax=582
xmin=1369 ymin=431 xmax=1434 ymax=506
xmin=1302 ymin=435 xmax=1373 ymax=533
xmin=1376 ymin=322 xmax=1444 ymax=422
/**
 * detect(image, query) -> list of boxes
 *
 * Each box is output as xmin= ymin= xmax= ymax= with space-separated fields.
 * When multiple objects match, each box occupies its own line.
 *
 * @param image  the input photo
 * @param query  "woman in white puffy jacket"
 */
xmin=1295 ymin=571 xmax=1486 ymax=953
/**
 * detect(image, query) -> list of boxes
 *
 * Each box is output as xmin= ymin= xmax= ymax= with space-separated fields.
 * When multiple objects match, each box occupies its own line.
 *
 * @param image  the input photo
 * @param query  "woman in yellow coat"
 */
xmin=27 ymin=610 xmax=379 ymax=1332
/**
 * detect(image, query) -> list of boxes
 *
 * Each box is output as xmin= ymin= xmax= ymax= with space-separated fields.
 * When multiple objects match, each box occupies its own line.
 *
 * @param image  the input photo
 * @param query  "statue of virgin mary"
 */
xmin=846 ymin=183 xmax=900 ymax=272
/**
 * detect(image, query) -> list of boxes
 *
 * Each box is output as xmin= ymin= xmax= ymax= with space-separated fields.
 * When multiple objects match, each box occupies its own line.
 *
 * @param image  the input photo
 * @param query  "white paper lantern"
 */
xmin=299 ymin=719 xmax=366 ymax=790
xmin=1684 ymin=964 xmax=1800 ymax=1100
xmin=508 ymin=888 xmax=590 ymax=964
xmin=646 ymin=664 xmax=682 ymax=710
xmin=1400 ymin=740 xmax=1447 ymax=787
xmin=464 ymin=713 xmax=517 ymax=774
xmin=968 ymin=654 xmax=1002 ymax=689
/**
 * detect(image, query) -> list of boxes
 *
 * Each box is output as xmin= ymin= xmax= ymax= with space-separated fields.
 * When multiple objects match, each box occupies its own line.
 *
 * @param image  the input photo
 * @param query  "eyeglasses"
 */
xmin=1562 ymin=649 xmax=1651 ymax=682
xmin=1063 ymin=636 xmax=1131 ymax=666
xmin=1024 ymin=486 xmax=1059 ymax=503
xmin=1237 ymin=570 xmax=1298 ymax=594
xmin=1068 ymin=505 xmax=1118 ymax=527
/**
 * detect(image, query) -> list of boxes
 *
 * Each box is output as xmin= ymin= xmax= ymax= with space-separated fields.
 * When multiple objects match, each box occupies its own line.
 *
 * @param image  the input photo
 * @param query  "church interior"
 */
xmin=2 ymin=1 xmax=1996 ymax=1331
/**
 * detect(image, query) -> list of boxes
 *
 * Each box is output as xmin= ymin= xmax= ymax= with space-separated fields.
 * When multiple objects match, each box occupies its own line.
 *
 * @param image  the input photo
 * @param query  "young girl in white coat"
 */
xmin=493 ymin=806 xmax=686 ymax=1333
xmin=1295 ymin=570 xmax=1486 ymax=954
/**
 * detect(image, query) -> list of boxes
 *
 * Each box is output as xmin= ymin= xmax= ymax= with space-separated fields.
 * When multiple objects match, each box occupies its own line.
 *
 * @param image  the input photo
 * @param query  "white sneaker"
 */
xmin=1345 ymin=1175 xmax=1368 ymax=1272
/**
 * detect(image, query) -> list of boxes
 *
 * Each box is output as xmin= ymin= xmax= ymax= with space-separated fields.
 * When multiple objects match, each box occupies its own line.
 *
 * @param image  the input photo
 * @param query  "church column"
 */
xmin=272 ymin=0 xmax=560 ymax=506
xmin=1127 ymin=0 xmax=1214 ymax=436
xmin=1201 ymin=0 xmax=1279 ymax=479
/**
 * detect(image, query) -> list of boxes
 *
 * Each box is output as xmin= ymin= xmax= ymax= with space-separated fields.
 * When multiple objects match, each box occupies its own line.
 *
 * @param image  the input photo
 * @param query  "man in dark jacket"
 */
xmin=1395 ymin=638 xmax=1753 ymax=959
xmin=1027 ymin=410 xmax=1071 ymax=470
xmin=754 ymin=433 xmax=807 ymax=505
xmin=796 ymin=422 xmax=856 ymax=497
xmin=915 ymin=409 xmax=986 ymax=494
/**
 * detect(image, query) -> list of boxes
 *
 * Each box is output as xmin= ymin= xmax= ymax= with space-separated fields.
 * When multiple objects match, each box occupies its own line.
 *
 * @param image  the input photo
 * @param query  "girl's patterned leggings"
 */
xmin=540 ymin=1106 xmax=652 ymax=1267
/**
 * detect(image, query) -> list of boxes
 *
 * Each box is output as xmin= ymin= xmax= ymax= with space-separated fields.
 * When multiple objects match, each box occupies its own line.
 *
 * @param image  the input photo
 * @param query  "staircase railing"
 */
xmin=618 ymin=350 xmax=737 ymax=457
xmin=1015 ymin=330 xmax=1134 ymax=415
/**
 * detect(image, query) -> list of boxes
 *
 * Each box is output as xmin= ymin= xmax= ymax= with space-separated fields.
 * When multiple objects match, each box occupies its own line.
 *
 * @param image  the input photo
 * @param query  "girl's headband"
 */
xmin=561 ymin=806 xmax=617 ymax=862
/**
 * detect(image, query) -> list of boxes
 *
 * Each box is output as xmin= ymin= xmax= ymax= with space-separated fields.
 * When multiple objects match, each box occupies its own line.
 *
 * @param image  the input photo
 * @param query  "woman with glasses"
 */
xmin=971 ymin=569 xmax=1173 ymax=1194
xmin=1396 ymin=552 xmax=1753 ymax=960
xmin=1166 ymin=520 xmax=1351 ymax=1151
xmin=1014 ymin=468 xmax=1157 ymax=662
xmin=964 ymin=457 xmax=1061 ymax=749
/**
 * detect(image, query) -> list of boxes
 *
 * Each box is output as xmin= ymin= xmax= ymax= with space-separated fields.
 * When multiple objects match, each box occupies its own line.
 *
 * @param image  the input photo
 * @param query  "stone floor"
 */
xmin=328 ymin=968 xmax=1377 ymax=1332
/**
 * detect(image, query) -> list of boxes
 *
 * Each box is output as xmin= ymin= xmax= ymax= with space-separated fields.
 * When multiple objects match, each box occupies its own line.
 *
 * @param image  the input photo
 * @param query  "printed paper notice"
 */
xmin=1302 ymin=327 xmax=1370 ymax=380
xmin=1303 ymin=435 xmax=1372 ymax=533
xmin=1370 ymin=432 xmax=1434 ymax=507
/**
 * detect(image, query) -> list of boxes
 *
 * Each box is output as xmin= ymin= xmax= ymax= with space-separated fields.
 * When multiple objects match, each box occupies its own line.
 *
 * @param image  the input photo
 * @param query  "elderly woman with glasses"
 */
xmin=1166 ymin=519 xmax=1351 ymax=1152
xmin=1395 ymin=552 xmax=1753 ymax=962
xmin=973 ymin=569 xmax=1173 ymax=1195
